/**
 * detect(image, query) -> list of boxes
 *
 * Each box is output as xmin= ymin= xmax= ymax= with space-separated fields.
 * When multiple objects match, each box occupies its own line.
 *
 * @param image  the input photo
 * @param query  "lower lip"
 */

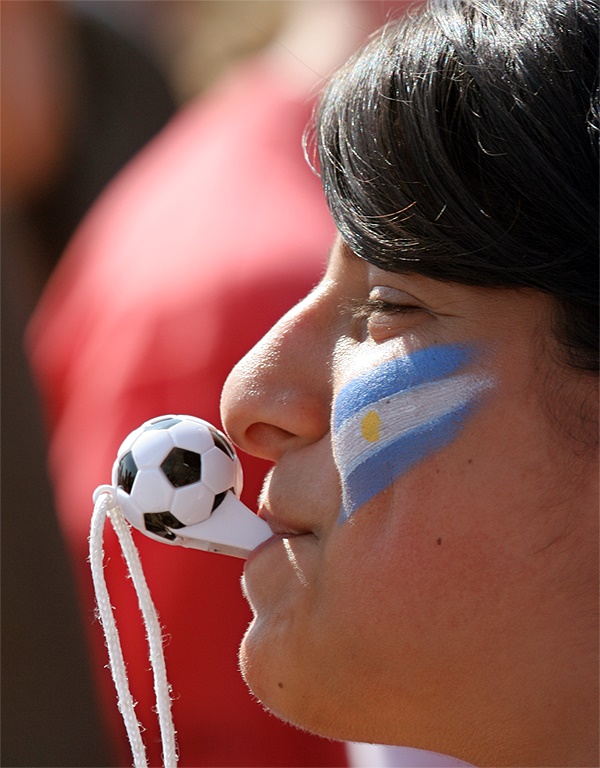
xmin=244 ymin=532 xmax=284 ymax=566
xmin=244 ymin=532 xmax=310 ymax=567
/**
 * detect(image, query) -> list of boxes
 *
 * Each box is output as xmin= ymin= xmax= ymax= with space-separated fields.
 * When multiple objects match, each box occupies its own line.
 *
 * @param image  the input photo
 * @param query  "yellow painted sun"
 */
xmin=361 ymin=410 xmax=381 ymax=442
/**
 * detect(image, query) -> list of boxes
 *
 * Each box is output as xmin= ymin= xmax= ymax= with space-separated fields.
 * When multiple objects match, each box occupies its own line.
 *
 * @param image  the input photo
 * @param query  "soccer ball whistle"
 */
xmin=90 ymin=416 xmax=272 ymax=768
xmin=98 ymin=414 xmax=272 ymax=558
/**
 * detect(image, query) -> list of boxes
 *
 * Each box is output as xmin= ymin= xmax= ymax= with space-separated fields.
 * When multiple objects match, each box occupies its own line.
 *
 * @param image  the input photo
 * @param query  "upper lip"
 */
xmin=256 ymin=465 xmax=319 ymax=537
xmin=257 ymin=504 xmax=313 ymax=538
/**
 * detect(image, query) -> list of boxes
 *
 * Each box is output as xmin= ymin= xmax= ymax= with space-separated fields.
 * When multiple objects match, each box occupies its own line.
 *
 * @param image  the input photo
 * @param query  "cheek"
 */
xmin=318 ymin=480 xmax=513 ymax=683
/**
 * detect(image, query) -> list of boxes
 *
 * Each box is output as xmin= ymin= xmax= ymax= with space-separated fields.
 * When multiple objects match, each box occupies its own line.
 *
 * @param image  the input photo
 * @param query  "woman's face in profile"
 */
xmin=220 ymin=235 xmax=597 ymax=752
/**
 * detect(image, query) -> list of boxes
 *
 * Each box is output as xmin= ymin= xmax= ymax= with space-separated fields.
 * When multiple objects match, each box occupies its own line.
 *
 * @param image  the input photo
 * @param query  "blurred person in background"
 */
xmin=26 ymin=1 xmax=429 ymax=766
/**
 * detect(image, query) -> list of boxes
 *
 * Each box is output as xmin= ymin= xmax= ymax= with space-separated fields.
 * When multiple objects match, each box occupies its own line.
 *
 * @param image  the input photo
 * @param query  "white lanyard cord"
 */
xmin=89 ymin=486 xmax=178 ymax=768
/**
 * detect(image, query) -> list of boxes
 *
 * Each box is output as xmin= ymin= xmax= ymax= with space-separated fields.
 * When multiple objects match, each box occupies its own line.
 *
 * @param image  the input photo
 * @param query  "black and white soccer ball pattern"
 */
xmin=112 ymin=415 xmax=243 ymax=543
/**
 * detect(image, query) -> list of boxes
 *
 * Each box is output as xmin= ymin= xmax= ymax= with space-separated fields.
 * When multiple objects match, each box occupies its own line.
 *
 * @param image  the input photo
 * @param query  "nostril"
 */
xmin=243 ymin=422 xmax=298 ymax=461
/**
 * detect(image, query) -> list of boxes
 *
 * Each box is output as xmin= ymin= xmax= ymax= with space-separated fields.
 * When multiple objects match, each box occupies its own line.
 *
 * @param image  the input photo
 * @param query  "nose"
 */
xmin=220 ymin=288 xmax=333 ymax=462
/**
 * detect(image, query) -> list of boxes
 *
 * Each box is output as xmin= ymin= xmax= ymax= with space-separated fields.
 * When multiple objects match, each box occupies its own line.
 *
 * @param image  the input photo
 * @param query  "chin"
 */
xmin=239 ymin=627 xmax=330 ymax=736
xmin=239 ymin=625 xmax=384 ymax=746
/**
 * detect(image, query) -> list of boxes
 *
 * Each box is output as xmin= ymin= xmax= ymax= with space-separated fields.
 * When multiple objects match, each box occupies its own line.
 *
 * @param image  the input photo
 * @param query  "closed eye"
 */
xmin=345 ymin=297 xmax=422 ymax=321
xmin=342 ymin=297 xmax=428 ymax=342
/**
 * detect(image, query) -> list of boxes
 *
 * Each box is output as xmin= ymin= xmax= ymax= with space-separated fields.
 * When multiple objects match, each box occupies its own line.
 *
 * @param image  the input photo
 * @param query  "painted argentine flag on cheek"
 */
xmin=333 ymin=344 xmax=492 ymax=522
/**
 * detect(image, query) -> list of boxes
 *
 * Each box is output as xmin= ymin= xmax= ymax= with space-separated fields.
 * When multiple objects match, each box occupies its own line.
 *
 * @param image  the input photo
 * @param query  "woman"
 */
xmin=220 ymin=1 xmax=599 ymax=766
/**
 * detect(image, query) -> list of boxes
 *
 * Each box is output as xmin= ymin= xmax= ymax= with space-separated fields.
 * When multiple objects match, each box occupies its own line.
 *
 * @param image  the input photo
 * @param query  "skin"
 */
xmin=220 ymin=236 xmax=599 ymax=768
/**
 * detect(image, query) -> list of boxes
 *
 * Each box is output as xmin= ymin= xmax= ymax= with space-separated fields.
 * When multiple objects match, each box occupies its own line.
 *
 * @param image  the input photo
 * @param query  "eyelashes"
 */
xmin=342 ymin=296 xmax=426 ymax=341
xmin=345 ymin=297 xmax=422 ymax=321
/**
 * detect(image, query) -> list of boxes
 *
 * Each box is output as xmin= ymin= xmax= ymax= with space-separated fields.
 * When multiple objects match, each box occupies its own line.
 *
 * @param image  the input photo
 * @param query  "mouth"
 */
xmin=244 ymin=502 xmax=316 ymax=567
xmin=257 ymin=503 xmax=314 ymax=538
xmin=246 ymin=468 xmax=320 ymax=570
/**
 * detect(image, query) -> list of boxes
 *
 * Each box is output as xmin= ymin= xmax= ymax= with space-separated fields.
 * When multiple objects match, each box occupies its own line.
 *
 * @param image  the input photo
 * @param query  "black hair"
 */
xmin=315 ymin=0 xmax=599 ymax=372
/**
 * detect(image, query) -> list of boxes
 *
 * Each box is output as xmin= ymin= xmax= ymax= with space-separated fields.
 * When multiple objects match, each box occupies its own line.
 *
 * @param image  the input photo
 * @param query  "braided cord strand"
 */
xmin=108 ymin=503 xmax=178 ymax=768
xmin=90 ymin=487 xmax=178 ymax=768
xmin=89 ymin=490 xmax=148 ymax=767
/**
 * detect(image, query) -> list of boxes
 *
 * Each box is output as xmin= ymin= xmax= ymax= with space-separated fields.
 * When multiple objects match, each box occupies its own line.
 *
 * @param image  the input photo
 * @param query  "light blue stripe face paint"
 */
xmin=332 ymin=344 xmax=492 ymax=522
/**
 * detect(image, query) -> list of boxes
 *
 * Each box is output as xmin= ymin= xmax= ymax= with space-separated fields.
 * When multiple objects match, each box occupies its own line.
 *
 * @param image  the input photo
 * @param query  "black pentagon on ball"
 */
xmin=209 ymin=428 xmax=235 ymax=459
xmin=117 ymin=451 xmax=138 ymax=494
xmin=160 ymin=447 xmax=201 ymax=488
xmin=144 ymin=511 xmax=186 ymax=540
xmin=211 ymin=490 xmax=229 ymax=512
xmin=146 ymin=417 xmax=182 ymax=431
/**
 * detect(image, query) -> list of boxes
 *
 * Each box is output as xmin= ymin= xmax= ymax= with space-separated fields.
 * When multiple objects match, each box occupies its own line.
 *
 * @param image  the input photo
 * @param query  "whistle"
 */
xmin=109 ymin=415 xmax=272 ymax=558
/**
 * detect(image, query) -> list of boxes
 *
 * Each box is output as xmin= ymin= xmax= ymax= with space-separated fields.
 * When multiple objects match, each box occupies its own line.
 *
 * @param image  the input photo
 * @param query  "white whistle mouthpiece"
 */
xmin=108 ymin=414 xmax=272 ymax=558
